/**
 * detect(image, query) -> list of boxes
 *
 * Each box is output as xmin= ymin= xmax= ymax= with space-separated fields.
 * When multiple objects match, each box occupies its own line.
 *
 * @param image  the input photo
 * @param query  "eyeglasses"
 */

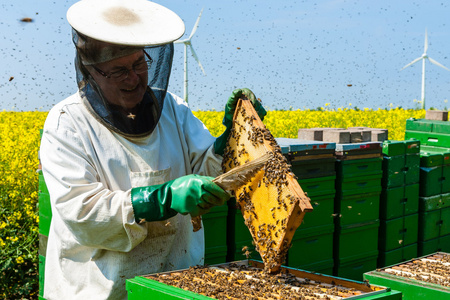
xmin=92 ymin=51 xmax=153 ymax=82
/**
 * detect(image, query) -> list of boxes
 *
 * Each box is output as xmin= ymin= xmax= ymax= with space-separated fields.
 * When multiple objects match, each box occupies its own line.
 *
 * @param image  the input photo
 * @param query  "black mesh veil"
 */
xmin=72 ymin=29 xmax=174 ymax=137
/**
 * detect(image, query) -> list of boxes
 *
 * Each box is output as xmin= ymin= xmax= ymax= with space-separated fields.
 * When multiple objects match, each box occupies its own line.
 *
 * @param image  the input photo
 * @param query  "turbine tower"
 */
xmin=401 ymin=29 xmax=449 ymax=110
xmin=174 ymin=8 xmax=206 ymax=103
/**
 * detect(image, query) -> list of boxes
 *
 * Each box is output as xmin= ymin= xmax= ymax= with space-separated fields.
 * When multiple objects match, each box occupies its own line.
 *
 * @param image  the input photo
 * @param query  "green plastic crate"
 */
xmin=404 ymin=139 xmax=420 ymax=154
xmin=419 ymin=193 xmax=450 ymax=211
xmin=404 ymin=154 xmax=420 ymax=185
xmin=301 ymin=193 xmax=334 ymax=228
xmin=338 ymin=192 xmax=380 ymax=226
xmin=288 ymin=224 xmax=334 ymax=269
xmin=418 ymin=207 xmax=450 ymax=241
xmin=298 ymin=175 xmax=336 ymax=197
xmin=378 ymin=214 xmax=419 ymax=252
xmin=337 ymin=157 xmax=383 ymax=178
xmin=382 ymin=140 xmax=405 ymax=157
xmin=443 ymin=165 xmax=450 ymax=193
xmin=418 ymin=234 xmax=450 ymax=256
xmin=380 ymin=184 xmax=419 ymax=220
xmin=419 ymin=166 xmax=443 ymax=197
xmin=202 ymin=204 xmax=228 ymax=265
xmin=382 ymin=155 xmax=405 ymax=188
xmin=405 ymin=118 xmax=434 ymax=132
xmin=335 ymin=221 xmax=380 ymax=260
xmin=406 ymin=130 xmax=450 ymax=147
xmin=337 ymin=173 xmax=383 ymax=197
xmin=377 ymin=243 xmax=418 ymax=268
xmin=203 ymin=205 xmax=228 ymax=250
xmin=420 ymin=151 xmax=444 ymax=167
xmin=291 ymin=157 xmax=336 ymax=179
xmin=335 ymin=250 xmax=378 ymax=282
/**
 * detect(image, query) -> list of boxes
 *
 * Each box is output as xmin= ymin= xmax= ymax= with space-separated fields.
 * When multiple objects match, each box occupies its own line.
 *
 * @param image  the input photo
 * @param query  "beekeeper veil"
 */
xmin=67 ymin=0 xmax=185 ymax=137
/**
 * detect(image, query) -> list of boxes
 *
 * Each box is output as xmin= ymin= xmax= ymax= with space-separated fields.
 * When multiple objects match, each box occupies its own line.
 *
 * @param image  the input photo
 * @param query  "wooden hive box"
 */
xmin=222 ymin=99 xmax=313 ymax=273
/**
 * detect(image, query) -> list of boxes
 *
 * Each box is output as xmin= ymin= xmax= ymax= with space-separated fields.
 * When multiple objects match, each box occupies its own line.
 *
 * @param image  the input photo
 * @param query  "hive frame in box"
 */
xmin=221 ymin=99 xmax=313 ymax=273
xmin=127 ymin=260 xmax=402 ymax=299
xmin=364 ymin=252 xmax=450 ymax=299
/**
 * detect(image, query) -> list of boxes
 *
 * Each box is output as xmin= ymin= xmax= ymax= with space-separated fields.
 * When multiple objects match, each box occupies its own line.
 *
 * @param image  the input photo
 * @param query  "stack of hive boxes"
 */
xmin=378 ymin=140 xmax=420 ymax=268
xmin=277 ymin=138 xmax=337 ymax=275
xmin=297 ymin=127 xmax=386 ymax=281
xmin=333 ymin=141 xmax=383 ymax=281
xmin=405 ymin=118 xmax=450 ymax=256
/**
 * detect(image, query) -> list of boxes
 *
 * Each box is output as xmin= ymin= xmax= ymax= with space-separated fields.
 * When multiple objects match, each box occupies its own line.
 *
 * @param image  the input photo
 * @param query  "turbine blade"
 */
xmin=401 ymin=57 xmax=422 ymax=70
xmin=424 ymin=28 xmax=428 ymax=53
xmin=189 ymin=8 xmax=204 ymax=40
xmin=189 ymin=44 xmax=206 ymax=75
xmin=428 ymin=57 xmax=450 ymax=71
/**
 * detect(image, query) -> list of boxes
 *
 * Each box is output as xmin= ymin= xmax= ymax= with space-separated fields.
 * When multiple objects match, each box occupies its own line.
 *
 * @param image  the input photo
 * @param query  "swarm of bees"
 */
xmin=381 ymin=253 xmax=450 ymax=287
xmin=149 ymin=263 xmax=371 ymax=299
xmin=221 ymin=98 xmax=312 ymax=273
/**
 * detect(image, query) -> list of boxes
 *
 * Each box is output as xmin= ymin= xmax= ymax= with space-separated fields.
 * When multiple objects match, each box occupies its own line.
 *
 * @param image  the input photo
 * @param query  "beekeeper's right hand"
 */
xmin=131 ymin=174 xmax=230 ymax=223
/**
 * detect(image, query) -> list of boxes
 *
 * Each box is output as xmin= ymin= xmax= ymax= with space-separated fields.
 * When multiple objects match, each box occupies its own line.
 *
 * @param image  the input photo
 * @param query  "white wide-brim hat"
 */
xmin=67 ymin=0 xmax=185 ymax=46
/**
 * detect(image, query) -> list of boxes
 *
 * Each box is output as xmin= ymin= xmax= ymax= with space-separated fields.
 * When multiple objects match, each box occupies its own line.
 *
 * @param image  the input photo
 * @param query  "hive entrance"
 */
xmin=222 ymin=99 xmax=313 ymax=273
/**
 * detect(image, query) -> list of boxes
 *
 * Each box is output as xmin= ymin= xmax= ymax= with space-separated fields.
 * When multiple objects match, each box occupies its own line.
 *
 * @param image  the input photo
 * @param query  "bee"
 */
xmin=20 ymin=17 xmax=33 ymax=23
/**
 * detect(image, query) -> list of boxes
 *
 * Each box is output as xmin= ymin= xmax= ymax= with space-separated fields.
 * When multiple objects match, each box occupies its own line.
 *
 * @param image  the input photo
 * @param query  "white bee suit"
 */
xmin=40 ymin=91 xmax=222 ymax=300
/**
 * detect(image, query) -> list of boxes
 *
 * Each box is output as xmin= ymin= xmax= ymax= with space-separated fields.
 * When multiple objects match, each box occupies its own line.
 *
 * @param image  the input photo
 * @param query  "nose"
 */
xmin=124 ymin=68 xmax=141 ymax=82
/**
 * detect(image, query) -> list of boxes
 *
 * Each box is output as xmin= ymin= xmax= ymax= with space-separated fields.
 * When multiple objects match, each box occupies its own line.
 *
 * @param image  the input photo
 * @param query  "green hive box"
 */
xmin=418 ymin=234 xmax=450 ymax=256
xmin=298 ymin=175 xmax=336 ymax=197
xmin=338 ymin=192 xmax=380 ymax=226
xmin=334 ymin=221 xmax=380 ymax=261
xmin=418 ymin=207 xmax=450 ymax=241
xmin=287 ymin=224 xmax=334 ymax=270
xmin=378 ymin=214 xmax=419 ymax=252
xmin=380 ymin=184 xmax=419 ymax=220
xmin=127 ymin=260 xmax=402 ymax=299
xmin=419 ymin=166 xmax=443 ymax=197
xmin=404 ymin=154 xmax=420 ymax=185
xmin=406 ymin=130 xmax=450 ymax=148
xmin=382 ymin=156 xmax=405 ymax=188
xmin=337 ymin=157 xmax=383 ymax=178
xmin=291 ymin=157 xmax=336 ymax=179
xmin=364 ymin=252 xmax=450 ymax=300
xmin=202 ymin=204 xmax=228 ymax=265
xmin=377 ymin=243 xmax=418 ymax=268
xmin=300 ymin=193 xmax=334 ymax=228
xmin=335 ymin=250 xmax=379 ymax=282
xmin=382 ymin=140 xmax=406 ymax=156
xmin=336 ymin=173 xmax=383 ymax=197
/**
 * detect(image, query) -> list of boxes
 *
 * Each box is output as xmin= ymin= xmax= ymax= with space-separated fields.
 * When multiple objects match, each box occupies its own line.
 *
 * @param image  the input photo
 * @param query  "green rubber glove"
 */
xmin=131 ymin=174 xmax=230 ymax=223
xmin=214 ymin=88 xmax=267 ymax=156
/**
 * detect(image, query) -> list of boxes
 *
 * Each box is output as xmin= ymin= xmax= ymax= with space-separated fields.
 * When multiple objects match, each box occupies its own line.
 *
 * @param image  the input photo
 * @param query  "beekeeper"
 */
xmin=39 ymin=0 xmax=266 ymax=299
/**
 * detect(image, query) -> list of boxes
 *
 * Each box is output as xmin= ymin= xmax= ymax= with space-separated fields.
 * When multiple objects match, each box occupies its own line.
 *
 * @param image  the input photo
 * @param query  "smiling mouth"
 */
xmin=121 ymin=85 xmax=139 ymax=92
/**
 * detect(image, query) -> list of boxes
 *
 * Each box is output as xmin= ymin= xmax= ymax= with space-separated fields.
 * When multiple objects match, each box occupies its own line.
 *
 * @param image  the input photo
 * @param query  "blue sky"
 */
xmin=1 ymin=0 xmax=450 ymax=111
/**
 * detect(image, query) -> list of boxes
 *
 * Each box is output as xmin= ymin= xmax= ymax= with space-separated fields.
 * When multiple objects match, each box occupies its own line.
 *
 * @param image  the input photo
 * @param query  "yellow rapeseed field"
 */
xmin=0 ymin=108 xmax=425 ymax=298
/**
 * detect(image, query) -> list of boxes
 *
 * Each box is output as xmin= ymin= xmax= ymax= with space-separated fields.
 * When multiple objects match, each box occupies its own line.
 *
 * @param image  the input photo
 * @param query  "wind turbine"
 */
xmin=401 ymin=29 xmax=449 ymax=109
xmin=174 ymin=8 xmax=206 ymax=103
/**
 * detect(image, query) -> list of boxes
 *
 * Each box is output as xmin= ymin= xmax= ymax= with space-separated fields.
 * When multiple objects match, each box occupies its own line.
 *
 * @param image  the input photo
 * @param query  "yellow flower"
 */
xmin=16 ymin=256 xmax=24 ymax=264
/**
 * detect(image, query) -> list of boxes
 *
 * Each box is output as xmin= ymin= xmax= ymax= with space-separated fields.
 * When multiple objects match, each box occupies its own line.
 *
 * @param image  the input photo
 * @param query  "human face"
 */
xmin=88 ymin=51 xmax=148 ymax=110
